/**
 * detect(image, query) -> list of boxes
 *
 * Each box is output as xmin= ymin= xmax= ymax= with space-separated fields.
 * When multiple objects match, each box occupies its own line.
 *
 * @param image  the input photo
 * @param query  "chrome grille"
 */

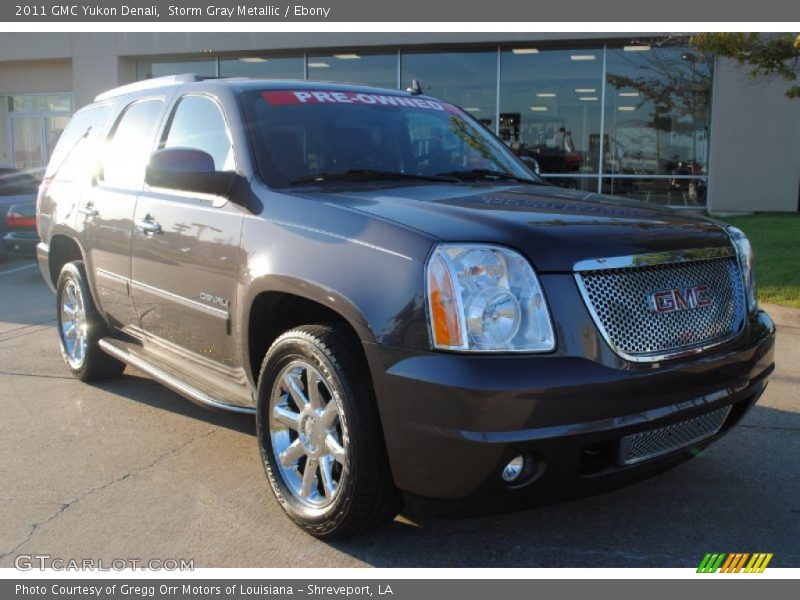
xmin=576 ymin=256 xmax=746 ymax=361
xmin=617 ymin=406 xmax=731 ymax=465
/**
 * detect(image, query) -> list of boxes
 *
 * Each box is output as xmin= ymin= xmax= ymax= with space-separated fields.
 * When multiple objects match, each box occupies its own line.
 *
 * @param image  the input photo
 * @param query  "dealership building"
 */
xmin=0 ymin=31 xmax=798 ymax=213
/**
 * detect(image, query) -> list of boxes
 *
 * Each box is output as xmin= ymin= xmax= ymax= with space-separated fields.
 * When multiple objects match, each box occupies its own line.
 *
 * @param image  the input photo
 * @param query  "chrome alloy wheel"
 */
xmin=269 ymin=360 xmax=348 ymax=509
xmin=60 ymin=278 xmax=88 ymax=369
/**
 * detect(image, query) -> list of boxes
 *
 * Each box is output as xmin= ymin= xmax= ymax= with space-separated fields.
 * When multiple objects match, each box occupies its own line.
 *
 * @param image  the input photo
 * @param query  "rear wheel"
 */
xmin=56 ymin=261 xmax=125 ymax=381
xmin=256 ymin=324 xmax=401 ymax=538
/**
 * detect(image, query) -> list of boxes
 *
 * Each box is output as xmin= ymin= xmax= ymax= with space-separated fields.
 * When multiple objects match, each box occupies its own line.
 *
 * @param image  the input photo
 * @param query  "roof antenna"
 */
xmin=407 ymin=79 xmax=423 ymax=95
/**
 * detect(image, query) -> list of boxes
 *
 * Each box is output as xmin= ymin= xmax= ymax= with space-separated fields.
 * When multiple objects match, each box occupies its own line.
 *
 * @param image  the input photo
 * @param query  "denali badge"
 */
xmin=200 ymin=292 xmax=230 ymax=308
xmin=649 ymin=285 xmax=713 ymax=314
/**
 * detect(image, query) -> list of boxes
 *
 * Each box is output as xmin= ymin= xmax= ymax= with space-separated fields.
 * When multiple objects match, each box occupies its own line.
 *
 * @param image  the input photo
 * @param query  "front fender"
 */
xmin=236 ymin=197 xmax=437 ymax=386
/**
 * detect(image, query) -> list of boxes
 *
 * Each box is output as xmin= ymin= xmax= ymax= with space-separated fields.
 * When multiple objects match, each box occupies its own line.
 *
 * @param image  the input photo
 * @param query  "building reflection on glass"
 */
xmin=36 ymin=41 xmax=714 ymax=209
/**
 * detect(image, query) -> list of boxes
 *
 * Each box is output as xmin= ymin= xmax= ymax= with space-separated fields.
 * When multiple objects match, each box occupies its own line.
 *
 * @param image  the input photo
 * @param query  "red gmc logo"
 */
xmin=649 ymin=285 xmax=713 ymax=314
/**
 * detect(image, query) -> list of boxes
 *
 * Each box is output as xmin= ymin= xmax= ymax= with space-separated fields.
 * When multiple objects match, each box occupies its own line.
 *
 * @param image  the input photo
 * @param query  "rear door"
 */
xmin=130 ymin=93 xmax=244 ymax=368
xmin=79 ymin=98 xmax=166 ymax=328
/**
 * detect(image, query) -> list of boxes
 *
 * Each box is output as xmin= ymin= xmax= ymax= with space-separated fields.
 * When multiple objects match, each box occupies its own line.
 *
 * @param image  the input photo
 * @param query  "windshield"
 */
xmin=240 ymin=89 xmax=543 ymax=188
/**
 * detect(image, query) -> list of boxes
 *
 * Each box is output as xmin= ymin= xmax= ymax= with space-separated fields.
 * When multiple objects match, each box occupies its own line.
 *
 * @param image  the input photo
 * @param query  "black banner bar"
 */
xmin=4 ymin=579 xmax=798 ymax=600
xmin=1 ymin=0 xmax=798 ymax=22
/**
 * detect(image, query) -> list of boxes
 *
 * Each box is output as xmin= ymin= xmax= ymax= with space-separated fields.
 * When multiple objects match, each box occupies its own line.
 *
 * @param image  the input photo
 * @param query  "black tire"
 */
xmin=255 ymin=324 xmax=402 ymax=538
xmin=55 ymin=260 xmax=125 ymax=382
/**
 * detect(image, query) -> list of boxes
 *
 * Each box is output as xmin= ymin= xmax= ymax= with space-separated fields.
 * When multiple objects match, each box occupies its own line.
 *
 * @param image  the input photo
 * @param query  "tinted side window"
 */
xmin=102 ymin=99 xmax=164 ymax=189
xmin=46 ymin=105 xmax=111 ymax=182
xmin=163 ymin=95 xmax=235 ymax=171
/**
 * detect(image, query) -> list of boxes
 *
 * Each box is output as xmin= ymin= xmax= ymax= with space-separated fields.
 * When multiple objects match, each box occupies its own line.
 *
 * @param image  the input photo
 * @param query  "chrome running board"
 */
xmin=98 ymin=338 xmax=255 ymax=415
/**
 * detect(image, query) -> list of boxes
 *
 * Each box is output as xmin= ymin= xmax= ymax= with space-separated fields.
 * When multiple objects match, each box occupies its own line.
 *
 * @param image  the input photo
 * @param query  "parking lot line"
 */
xmin=0 ymin=262 xmax=36 ymax=276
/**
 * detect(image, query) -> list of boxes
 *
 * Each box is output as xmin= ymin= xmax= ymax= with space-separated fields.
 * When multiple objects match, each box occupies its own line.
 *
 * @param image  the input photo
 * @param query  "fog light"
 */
xmin=501 ymin=455 xmax=525 ymax=482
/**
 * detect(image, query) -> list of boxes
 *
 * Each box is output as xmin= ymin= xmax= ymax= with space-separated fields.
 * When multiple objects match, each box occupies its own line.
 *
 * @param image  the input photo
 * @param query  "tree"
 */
xmin=605 ymin=40 xmax=713 ymax=133
xmin=598 ymin=36 xmax=713 ymax=184
xmin=691 ymin=33 xmax=800 ymax=99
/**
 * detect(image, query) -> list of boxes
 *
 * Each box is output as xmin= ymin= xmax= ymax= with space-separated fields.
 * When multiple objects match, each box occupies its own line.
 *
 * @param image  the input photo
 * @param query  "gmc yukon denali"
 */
xmin=36 ymin=75 xmax=775 ymax=538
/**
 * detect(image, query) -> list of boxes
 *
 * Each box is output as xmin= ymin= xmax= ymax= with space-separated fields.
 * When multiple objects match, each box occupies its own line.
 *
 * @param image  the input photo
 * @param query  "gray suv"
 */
xmin=36 ymin=75 xmax=775 ymax=538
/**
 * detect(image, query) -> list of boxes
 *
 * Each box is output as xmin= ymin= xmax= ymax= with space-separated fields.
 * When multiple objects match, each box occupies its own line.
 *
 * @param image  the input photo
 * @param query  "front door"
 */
xmin=130 ymin=94 xmax=244 ymax=369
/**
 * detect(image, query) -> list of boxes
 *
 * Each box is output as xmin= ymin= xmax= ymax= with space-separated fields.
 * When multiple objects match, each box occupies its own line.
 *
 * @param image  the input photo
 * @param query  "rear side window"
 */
xmin=162 ymin=95 xmax=235 ymax=171
xmin=101 ymin=99 xmax=164 ymax=189
xmin=0 ymin=168 xmax=39 ymax=196
xmin=45 ymin=105 xmax=111 ymax=182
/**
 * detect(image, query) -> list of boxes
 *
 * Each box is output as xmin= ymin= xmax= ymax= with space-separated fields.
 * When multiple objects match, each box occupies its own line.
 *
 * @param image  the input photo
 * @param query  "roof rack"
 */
xmin=94 ymin=74 xmax=202 ymax=102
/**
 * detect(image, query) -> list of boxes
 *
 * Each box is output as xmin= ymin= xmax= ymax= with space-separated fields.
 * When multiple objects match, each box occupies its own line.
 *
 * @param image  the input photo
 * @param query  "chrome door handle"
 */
xmin=78 ymin=205 xmax=99 ymax=217
xmin=135 ymin=215 xmax=162 ymax=235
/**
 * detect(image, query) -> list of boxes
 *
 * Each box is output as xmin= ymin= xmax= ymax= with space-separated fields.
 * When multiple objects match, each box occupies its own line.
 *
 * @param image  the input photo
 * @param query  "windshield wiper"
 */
xmin=435 ymin=168 xmax=540 ymax=184
xmin=290 ymin=169 xmax=459 ymax=185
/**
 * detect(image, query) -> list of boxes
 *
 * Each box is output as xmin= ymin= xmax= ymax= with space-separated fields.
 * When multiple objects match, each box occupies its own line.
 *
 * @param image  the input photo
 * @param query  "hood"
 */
xmin=309 ymin=183 xmax=731 ymax=272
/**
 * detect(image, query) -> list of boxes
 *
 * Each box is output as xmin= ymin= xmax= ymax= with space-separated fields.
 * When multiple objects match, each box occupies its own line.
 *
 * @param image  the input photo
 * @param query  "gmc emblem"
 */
xmin=649 ymin=285 xmax=713 ymax=314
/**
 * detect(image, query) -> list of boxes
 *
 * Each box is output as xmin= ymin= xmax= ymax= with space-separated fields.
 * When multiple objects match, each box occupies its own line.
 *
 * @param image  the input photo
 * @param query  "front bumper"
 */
xmin=366 ymin=309 xmax=775 ymax=506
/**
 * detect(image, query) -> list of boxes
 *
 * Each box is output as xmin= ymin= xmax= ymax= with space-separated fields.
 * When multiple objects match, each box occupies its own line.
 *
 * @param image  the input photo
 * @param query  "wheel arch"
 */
xmin=242 ymin=276 xmax=377 ymax=389
xmin=47 ymin=234 xmax=85 ymax=287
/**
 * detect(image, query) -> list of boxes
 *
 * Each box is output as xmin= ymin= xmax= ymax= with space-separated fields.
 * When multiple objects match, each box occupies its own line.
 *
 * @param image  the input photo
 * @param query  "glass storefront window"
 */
xmin=6 ymin=94 xmax=73 ymax=173
xmin=124 ymin=42 xmax=712 ymax=207
xmin=136 ymin=58 xmax=217 ymax=79
xmin=219 ymin=56 xmax=304 ymax=79
xmin=601 ymin=176 xmax=707 ymax=208
xmin=603 ymin=45 xmax=712 ymax=178
xmin=542 ymin=175 xmax=599 ymax=193
xmin=402 ymin=51 xmax=497 ymax=130
xmin=500 ymin=48 xmax=604 ymax=176
xmin=307 ymin=53 xmax=397 ymax=88
xmin=8 ymin=94 xmax=73 ymax=113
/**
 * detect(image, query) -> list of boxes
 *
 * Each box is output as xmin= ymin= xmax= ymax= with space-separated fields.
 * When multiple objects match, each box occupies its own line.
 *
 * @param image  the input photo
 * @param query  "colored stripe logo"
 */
xmin=697 ymin=553 xmax=773 ymax=573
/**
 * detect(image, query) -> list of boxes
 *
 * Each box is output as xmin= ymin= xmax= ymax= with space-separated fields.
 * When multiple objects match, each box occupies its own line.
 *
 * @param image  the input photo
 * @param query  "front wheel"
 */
xmin=255 ymin=324 xmax=401 ymax=538
xmin=56 ymin=261 xmax=125 ymax=381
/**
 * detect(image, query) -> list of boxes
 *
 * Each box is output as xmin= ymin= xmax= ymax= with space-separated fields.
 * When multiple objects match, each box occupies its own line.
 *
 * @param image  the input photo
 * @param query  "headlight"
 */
xmin=425 ymin=244 xmax=555 ymax=352
xmin=726 ymin=226 xmax=757 ymax=312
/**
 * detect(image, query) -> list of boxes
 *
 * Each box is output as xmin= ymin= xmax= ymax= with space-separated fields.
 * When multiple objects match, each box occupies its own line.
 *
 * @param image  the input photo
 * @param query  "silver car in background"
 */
xmin=0 ymin=166 xmax=39 ymax=261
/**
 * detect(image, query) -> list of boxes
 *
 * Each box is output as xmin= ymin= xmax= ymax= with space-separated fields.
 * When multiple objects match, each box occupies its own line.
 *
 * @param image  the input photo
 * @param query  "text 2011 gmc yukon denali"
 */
xmin=36 ymin=75 xmax=775 ymax=538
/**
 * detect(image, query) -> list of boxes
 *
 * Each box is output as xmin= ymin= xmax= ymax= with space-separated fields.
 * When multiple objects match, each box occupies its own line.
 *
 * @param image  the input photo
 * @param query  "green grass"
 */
xmin=722 ymin=214 xmax=800 ymax=309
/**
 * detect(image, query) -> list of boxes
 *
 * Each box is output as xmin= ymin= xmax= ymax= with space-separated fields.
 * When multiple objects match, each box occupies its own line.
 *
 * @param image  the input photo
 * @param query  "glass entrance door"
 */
xmin=11 ymin=115 xmax=43 ymax=172
xmin=7 ymin=94 xmax=73 ymax=175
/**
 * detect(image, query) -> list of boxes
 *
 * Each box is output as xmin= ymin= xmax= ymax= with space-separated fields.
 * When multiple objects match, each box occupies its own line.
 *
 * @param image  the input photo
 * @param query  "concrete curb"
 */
xmin=762 ymin=303 xmax=800 ymax=329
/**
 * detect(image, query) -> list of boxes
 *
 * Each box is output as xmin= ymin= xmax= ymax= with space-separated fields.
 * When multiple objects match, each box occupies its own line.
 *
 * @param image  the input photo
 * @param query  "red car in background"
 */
xmin=4 ymin=202 xmax=38 ymax=258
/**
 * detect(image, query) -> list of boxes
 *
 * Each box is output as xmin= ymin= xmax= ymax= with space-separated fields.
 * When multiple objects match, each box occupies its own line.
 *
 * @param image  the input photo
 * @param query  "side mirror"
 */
xmin=520 ymin=156 xmax=541 ymax=176
xmin=145 ymin=147 xmax=235 ymax=197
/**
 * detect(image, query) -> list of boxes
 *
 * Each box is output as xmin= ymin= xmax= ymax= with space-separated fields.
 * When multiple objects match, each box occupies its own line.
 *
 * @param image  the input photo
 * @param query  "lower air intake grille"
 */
xmin=617 ymin=406 xmax=731 ymax=465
